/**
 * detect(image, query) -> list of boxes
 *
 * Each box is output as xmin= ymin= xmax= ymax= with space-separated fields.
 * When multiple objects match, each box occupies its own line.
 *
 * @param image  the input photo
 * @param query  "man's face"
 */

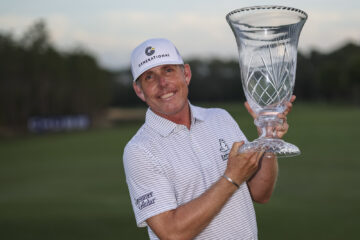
xmin=133 ymin=64 xmax=191 ymax=118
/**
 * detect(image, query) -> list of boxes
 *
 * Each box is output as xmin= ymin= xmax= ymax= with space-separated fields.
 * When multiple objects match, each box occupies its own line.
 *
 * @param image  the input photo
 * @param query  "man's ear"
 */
xmin=133 ymin=81 xmax=146 ymax=102
xmin=183 ymin=64 xmax=192 ymax=85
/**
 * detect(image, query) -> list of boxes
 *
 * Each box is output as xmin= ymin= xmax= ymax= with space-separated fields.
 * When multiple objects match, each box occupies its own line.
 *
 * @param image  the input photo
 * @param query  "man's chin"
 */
xmin=153 ymin=102 xmax=188 ymax=117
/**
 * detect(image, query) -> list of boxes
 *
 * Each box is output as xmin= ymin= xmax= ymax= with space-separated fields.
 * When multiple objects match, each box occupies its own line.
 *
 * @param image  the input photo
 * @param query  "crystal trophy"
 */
xmin=226 ymin=6 xmax=307 ymax=157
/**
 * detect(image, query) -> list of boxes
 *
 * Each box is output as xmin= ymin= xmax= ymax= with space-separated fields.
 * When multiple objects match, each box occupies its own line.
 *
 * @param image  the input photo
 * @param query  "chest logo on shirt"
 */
xmin=219 ymin=139 xmax=230 ymax=161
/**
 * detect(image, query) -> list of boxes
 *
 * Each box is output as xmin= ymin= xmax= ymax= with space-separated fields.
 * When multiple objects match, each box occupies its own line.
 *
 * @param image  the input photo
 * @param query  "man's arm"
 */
xmin=146 ymin=142 xmax=263 ymax=240
xmin=245 ymin=95 xmax=296 ymax=203
xmin=247 ymin=153 xmax=278 ymax=203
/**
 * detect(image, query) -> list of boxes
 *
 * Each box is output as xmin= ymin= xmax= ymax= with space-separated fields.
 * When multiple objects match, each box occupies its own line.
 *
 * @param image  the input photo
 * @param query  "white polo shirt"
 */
xmin=123 ymin=104 xmax=258 ymax=240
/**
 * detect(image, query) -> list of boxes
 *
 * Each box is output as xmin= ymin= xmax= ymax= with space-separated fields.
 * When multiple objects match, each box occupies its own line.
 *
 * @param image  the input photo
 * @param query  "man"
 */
xmin=123 ymin=38 xmax=294 ymax=240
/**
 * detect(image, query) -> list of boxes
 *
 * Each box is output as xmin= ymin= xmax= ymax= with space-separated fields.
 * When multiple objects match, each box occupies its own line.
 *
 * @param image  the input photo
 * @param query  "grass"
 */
xmin=0 ymin=103 xmax=359 ymax=239
xmin=0 ymin=124 xmax=148 ymax=239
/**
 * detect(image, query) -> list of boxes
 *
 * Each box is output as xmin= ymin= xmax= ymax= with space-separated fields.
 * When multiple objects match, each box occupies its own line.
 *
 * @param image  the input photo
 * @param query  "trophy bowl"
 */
xmin=226 ymin=6 xmax=307 ymax=157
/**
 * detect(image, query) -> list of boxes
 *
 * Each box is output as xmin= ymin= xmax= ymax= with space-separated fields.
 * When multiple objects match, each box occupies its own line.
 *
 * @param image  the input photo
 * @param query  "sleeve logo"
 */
xmin=135 ymin=192 xmax=156 ymax=210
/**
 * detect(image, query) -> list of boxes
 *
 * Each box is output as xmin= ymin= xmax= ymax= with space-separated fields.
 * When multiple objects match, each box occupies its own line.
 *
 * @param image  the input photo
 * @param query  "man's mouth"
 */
xmin=160 ymin=92 xmax=175 ymax=99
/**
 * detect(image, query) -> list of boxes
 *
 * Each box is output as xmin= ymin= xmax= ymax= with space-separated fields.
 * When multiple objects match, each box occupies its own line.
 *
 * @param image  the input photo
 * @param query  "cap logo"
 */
xmin=145 ymin=46 xmax=155 ymax=56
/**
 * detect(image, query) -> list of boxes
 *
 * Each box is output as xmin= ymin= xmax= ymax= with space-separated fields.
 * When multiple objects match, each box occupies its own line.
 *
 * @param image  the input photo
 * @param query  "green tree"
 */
xmin=0 ymin=20 xmax=112 ymax=132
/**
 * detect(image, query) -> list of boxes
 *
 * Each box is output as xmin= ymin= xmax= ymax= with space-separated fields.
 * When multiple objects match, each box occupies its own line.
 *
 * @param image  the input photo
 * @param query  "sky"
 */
xmin=0 ymin=0 xmax=359 ymax=70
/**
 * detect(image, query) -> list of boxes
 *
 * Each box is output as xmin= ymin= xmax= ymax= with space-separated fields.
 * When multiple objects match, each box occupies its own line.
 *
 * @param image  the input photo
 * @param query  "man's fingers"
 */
xmin=277 ymin=113 xmax=287 ymax=121
xmin=230 ymin=141 xmax=244 ymax=155
xmin=255 ymin=149 xmax=265 ymax=159
xmin=283 ymin=95 xmax=296 ymax=115
xmin=276 ymin=122 xmax=289 ymax=138
xmin=244 ymin=102 xmax=257 ymax=119
xmin=283 ymin=102 xmax=292 ymax=115
xmin=276 ymin=122 xmax=288 ymax=131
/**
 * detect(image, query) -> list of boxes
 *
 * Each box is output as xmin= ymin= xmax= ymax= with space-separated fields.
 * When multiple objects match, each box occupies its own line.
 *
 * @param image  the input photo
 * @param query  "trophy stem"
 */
xmin=255 ymin=114 xmax=283 ymax=139
xmin=239 ymin=113 xmax=301 ymax=158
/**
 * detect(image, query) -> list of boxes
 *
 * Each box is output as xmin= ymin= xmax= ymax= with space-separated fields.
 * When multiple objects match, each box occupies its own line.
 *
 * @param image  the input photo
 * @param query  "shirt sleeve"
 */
xmin=221 ymin=109 xmax=249 ymax=143
xmin=123 ymin=143 xmax=178 ymax=227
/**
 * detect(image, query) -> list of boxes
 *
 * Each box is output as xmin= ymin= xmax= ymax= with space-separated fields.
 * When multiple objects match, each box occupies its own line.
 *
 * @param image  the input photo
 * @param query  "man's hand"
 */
xmin=244 ymin=95 xmax=296 ymax=139
xmin=276 ymin=95 xmax=295 ymax=138
xmin=224 ymin=141 xmax=265 ymax=186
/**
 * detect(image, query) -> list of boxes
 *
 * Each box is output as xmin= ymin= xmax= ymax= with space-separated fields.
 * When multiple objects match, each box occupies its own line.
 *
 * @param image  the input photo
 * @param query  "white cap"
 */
xmin=130 ymin=38 xmax=184 ymax=81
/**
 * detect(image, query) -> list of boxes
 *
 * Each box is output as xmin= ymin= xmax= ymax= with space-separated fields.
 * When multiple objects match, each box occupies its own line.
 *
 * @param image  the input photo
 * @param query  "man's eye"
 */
xmin=166 ymin=68 xmax=174 ymax=72
xmin=145 ymin=75 xmax=153 ymax=80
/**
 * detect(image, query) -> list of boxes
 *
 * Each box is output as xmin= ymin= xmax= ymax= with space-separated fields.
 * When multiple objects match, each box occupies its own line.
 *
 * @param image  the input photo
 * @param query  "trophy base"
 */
xmin=239 ymin=138 xmax=300 ymax=158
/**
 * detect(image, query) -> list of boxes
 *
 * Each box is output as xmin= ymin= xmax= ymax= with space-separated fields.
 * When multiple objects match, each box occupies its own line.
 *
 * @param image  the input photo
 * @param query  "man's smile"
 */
xmin=160 ymin=91 xmax=176 ymax=100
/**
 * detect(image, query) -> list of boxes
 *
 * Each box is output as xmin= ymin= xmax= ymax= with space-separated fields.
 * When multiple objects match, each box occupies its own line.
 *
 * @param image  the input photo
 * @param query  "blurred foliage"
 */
xmin=296 ymin=44 xmax=360 ymax=104
xmin=1 ymin=19 xmax=360 ymax=132
xmin=0 ymin=20 xmax=113 ymax=130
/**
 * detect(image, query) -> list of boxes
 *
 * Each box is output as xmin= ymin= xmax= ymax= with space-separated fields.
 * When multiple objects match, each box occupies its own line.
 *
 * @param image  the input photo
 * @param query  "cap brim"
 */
xmin=133 ymin=59 xmax=184 ymax=81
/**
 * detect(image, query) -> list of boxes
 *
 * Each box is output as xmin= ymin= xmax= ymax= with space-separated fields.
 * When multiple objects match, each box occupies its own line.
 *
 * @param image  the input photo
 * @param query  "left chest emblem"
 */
xmin=219 ymin=139 xmax=230 ymax=161
xmin=219 ymin=139 xmax=229 ymax=152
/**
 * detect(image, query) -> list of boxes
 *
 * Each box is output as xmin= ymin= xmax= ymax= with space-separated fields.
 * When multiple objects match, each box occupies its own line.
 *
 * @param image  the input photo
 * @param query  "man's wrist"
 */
xmin=222 ymin=174 xmax=240 ymax=189
xmin=263 ymin=152 xmax=276 ymax=160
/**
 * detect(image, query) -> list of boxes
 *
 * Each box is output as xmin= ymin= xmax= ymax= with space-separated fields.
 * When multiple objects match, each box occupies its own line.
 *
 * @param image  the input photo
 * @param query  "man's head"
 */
xmin=130 ymin=38 xmax=192 ymax=119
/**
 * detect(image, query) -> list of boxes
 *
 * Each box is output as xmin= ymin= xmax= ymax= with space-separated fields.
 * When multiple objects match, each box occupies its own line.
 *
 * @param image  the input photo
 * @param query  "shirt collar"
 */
xmin=145 ymin=102 xmax=205 ymax=137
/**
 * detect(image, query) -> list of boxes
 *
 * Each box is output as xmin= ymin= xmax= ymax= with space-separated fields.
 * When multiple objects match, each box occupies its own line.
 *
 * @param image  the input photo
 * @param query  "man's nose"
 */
xmin=157 ymin=74 xmax=168 ymax=88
